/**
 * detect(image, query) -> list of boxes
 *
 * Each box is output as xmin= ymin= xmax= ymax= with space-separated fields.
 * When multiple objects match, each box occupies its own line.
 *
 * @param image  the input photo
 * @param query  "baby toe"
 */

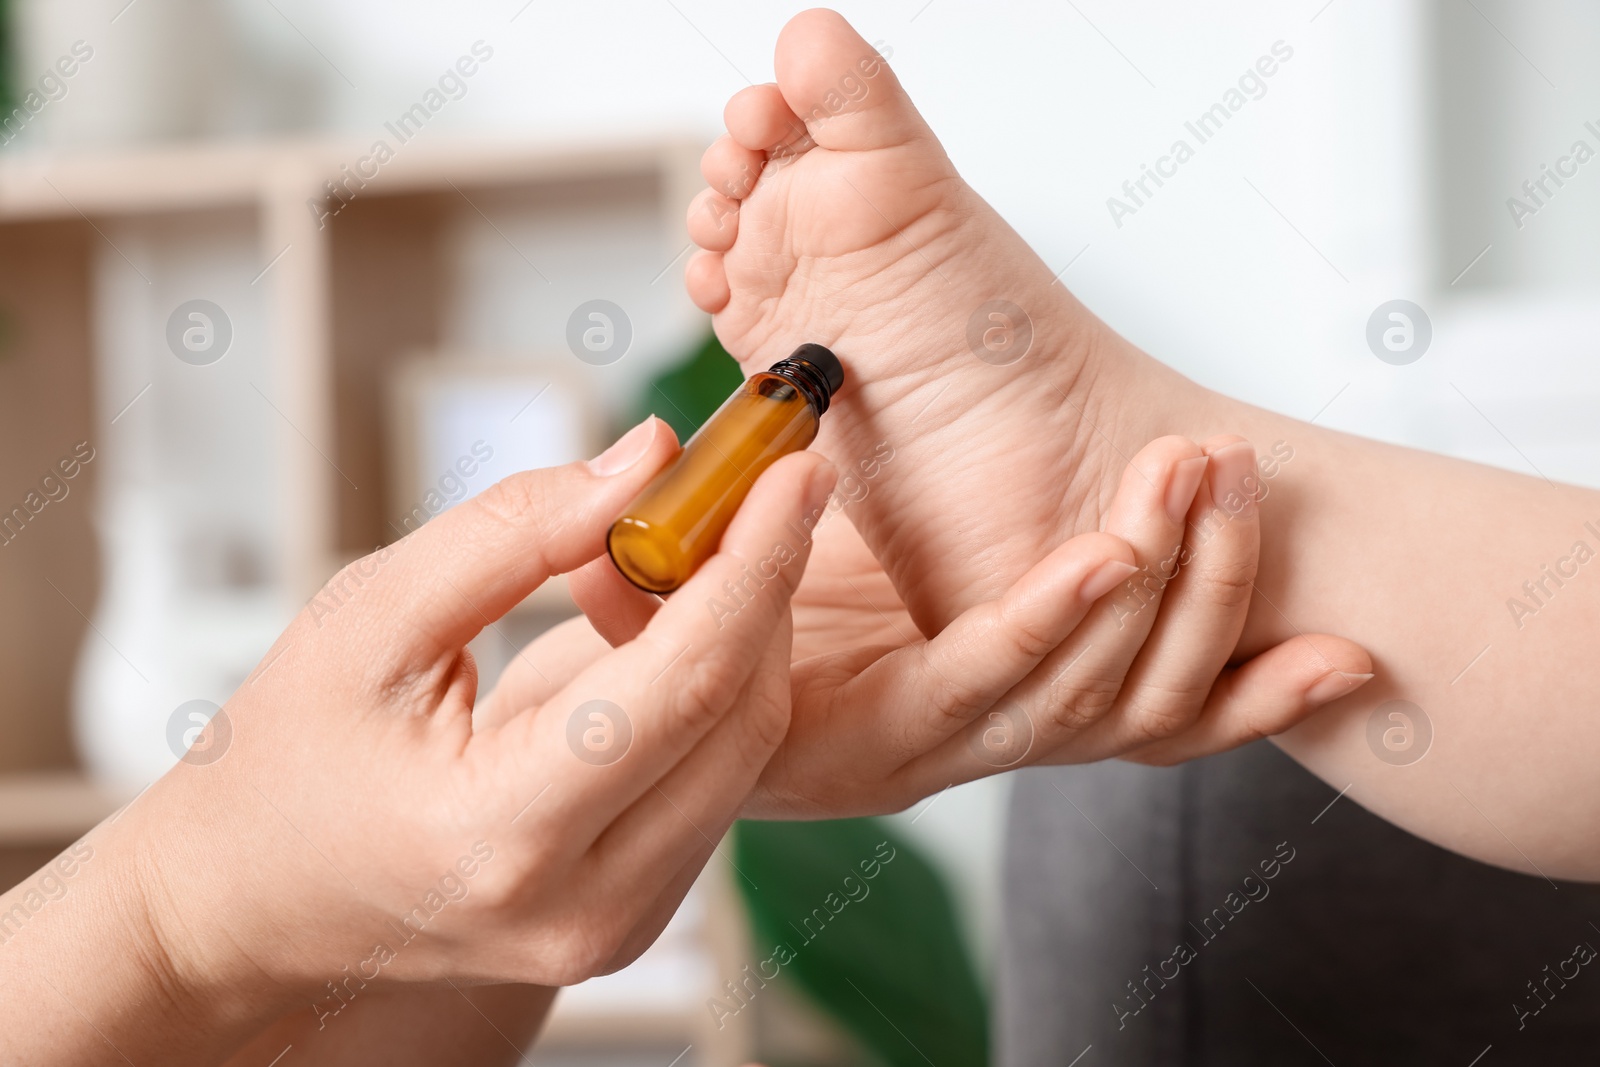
xmin=724 ymin=83 xmax=808 ymax=154
xmin=773 ymin=9 xmax=925 ymax=152
xmin=687 ymin=188 xmax=740 ymax=252
xmin=685 ymin=250 xmax=731 ymax=313
xmin=701 ymin=134 xmax=764 ymax=200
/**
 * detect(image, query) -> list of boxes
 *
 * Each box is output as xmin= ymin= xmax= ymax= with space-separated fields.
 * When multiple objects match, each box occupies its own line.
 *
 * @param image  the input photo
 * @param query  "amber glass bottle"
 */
xmin=608 ymin=343 xmax=844 ymax=594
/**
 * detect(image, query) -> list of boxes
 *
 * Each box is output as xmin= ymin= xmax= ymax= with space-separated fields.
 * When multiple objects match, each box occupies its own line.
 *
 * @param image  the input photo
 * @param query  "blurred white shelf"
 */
xmin=0 ymin=135 xmax=704 ymax=221
xmin=546 ymin=889 xmax=714 ymax=1039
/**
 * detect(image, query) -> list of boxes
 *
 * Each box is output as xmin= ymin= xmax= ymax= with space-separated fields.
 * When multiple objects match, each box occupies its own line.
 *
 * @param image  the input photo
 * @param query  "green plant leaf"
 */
xmin=733 ymin=818 xmax=989 ymax=1067
xmin=633 ymin=331 xmax=746 ymax=440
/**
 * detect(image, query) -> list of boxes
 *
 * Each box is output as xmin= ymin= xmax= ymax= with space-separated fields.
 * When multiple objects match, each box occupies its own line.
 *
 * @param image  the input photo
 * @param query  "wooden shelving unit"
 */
xmin=1 ymin=135 xmax=702 ymax=593
xmin=0 ymin=132 xmax=702 ymax=770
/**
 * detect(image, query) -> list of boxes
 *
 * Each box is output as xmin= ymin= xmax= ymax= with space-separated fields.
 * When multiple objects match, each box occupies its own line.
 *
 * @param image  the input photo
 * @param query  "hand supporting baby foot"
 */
xmin=562 ymin=435 xmax=1371 ymax=818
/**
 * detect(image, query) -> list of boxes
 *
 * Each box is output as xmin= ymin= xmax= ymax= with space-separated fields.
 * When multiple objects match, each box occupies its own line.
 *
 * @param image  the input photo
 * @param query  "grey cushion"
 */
xmin=999 ymin=742 xmax=1600 ymax=1066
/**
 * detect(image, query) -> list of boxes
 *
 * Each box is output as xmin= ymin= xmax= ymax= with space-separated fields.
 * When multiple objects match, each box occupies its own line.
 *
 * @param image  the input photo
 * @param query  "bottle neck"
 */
xmin=767 ymin=358 xmax=833 ymax=417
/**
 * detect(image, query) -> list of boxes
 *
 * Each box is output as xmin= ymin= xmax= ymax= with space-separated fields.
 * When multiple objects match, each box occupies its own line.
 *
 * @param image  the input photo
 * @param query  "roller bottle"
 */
xmin=607 ymin=343 xmax=844 ymax=594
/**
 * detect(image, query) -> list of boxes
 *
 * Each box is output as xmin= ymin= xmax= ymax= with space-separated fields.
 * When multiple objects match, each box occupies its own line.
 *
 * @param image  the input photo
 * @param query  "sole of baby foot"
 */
xmin=685 ymin=8 xmax=1192 ymax=633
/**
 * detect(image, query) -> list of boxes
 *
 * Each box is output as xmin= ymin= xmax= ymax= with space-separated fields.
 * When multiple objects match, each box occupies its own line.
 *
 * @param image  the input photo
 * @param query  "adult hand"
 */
xmin=0 ymin=417 xmax=835 ymax=1066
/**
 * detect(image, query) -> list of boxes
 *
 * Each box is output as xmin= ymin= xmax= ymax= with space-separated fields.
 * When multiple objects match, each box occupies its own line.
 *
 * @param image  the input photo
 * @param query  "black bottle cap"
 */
xmin=789 ymin=343 xmax=844 ymax=396
xmin=769 ymin=343 xmax=844 ymax=416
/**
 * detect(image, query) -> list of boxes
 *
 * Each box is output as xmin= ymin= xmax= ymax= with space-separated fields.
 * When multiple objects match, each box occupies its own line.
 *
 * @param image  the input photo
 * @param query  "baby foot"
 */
xmin=686 ymin=9 xmax=1171 ymax=634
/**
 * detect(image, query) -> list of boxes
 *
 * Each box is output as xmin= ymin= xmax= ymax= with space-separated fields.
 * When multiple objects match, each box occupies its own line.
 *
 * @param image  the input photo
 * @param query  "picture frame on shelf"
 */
xmin=386 ymin=354 xmax=601 ymax=613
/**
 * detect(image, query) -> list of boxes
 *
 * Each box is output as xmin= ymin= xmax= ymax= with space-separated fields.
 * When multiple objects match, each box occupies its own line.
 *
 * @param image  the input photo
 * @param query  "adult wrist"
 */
xmin=0 ymin=793 xmax=298 ymax=1065
xmin=113 ymin=780 xmax=309 ymax=1052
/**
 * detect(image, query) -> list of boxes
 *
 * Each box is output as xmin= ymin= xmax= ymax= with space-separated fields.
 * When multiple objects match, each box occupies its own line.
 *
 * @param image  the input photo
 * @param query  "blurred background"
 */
xmin=0 ymin=0 xmax=1596 ymax=1063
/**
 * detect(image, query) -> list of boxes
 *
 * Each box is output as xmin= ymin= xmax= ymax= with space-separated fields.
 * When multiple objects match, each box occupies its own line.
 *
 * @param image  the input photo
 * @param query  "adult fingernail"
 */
xmin=588 ymin=418 xmax=658 ymax=476
xmin=1081 ymin=559 xmax=1140 ymax=601
xmin=1208 ymin=440 xmax=1259 ymax=517
xmin=803 ymin=458 xmax=840 ymax=515
xmin=1164 ymin=455 xmax=1210 ymax=525
xmin=1306 ymin=671 xmax=1375 ymax=707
